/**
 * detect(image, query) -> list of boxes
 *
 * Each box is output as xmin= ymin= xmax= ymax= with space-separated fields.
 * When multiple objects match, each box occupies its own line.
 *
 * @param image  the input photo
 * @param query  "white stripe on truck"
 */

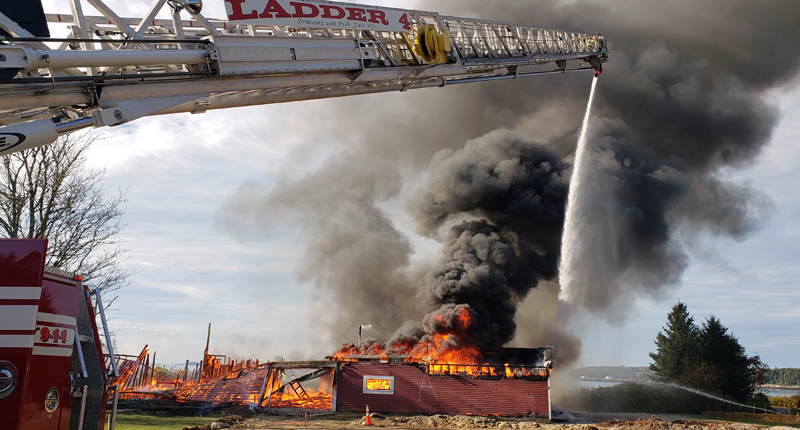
xmin=0 ymin=305 xmax=38 ymax=330
xmin=0 ymin=286 xmax=42 ymax=300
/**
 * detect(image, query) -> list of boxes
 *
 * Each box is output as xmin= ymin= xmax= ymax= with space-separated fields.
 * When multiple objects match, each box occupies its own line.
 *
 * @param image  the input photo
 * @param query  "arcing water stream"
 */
xmin=658 ymin=381 xmax=777 ymax=414
xmin=575 ymin=379 xmax=777 ymax=414
xmin=558 ymin=76 xmax=600 ymax=303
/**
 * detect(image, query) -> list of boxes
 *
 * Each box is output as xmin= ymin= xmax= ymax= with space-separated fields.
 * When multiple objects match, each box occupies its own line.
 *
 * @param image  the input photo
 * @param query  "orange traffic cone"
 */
xmin=364 ymin=404 xmax=373 ymax=426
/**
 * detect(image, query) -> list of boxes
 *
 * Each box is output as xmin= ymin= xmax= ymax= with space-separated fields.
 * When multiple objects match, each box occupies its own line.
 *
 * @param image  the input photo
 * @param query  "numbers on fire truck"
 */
xmin=35 ymin=326 xmax=69 ymax=344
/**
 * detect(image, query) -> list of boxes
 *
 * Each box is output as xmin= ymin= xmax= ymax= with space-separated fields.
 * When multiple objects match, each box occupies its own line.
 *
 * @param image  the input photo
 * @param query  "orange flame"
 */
xmin=332 ymin=307 xmax=549 ymax=380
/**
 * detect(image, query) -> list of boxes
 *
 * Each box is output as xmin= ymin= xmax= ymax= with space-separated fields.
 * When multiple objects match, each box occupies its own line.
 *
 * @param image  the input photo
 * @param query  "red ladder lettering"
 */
xmin=290 ymin=2 xmax=319 ymax=18
xmin=345 ymin=7 xmax=367 ymax=22
xmin=225 ymin=0 xmax=257 ymax=20
xmin=320 ymin=4 xmax=345 ymax=19
xmin=367 ymin=10 xmax=388 ymax=25
xmin=259 ymin=0 xmax=291 ymax=18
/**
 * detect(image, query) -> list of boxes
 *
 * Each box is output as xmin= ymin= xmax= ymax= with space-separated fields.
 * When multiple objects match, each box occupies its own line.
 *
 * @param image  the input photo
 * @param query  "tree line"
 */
xmin=767 ymin=368 xmax=800 ymax=387
xmin=649 ymin=302 xmax=768 ymax=403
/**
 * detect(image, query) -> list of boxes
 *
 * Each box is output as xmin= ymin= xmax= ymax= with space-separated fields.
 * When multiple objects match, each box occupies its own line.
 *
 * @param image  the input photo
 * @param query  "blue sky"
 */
xmin=39 ymin=0 xmax=800 ymax=369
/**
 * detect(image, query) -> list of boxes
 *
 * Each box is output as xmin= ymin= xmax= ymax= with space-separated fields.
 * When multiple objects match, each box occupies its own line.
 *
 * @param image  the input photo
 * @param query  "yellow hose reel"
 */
xmin=415 ymin=24 xmax=451 ymax=64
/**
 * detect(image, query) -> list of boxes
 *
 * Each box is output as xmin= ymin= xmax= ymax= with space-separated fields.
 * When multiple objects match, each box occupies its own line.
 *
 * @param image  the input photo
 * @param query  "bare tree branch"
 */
xmin=0 ymin=133 xmax=131 ymax=304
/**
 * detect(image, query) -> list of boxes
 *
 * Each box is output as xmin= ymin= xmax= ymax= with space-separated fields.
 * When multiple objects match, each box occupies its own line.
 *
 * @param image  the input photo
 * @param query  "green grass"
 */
xmin=113 ymin=411 xmax=222 ymax=430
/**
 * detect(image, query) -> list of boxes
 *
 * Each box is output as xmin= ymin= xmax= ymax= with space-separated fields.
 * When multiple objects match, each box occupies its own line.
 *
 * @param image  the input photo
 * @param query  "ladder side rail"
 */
xmin=47 ymin=13 xmax=230 ymax=32
xmin=171 ymin=6 xmax=187 ymax=53
xmin=535 ymin=29 xmax=548 ymax=53
xmin=500 ymin=24 xmax=526 ymax=57
xmin=513 ymin=26 xmax=531 ymax=56
xmin=440 ymin=18 xmax=464 ymax=58
xmin=465 ymin=20 xmax=492 ymax=58
xmin=84 ymin=0 xmax=162 ymax=58
xmin=552 ymin=30 xmax=564 ymax=53
xmin=68 ymin=0 xmax=94 ymax=76
xmin=362 ymin=30 xmax=398 ymax=67
xmin=398 ymin=32 xmax=419 ymax=64
xmin=574 ymin=33 xmax=586 ymax=53
xmin=527 ymin=27 xmax=541 ymax=54
xmin=545 ymin=29 xmax=558 ymax=53
xmin=74 ymin=326 xmax=89 ymax=378
xmin=560 ymin=31 xmax=573 ymax=53
xmin=491 ymin=23 xmax=515 ymax=57
xmin=568 ymin=32 xmax=580 ymax=53
xmin=554 ymin=30 xmax=568 ymax=53
xmin=483 ymin=22 xmax=504 ymax=56
xmin=457 ymin=20 xmax=481 ymax=58
xmin=528 ymin=28 xmax=538 ymax=54
xmin=106 ymin=0 xmax=171 ymax=76
xmin=84 ymin=0 xmax=137 ymax=39
xmin=579 ymin=33 xmax=590 ymax=52
xmin=445 ymin=19 xmax=469 ymax=59
xmin=559 ymin=31 xmax=572 ymax=53
xmin=174 ymin=0 xmax=220 ymax=36
xmin=0 ymin=34 xmax=602 ymax=90
xmin=389 ymin=28 xmax=413 ymax=65
xmin=460 ymin=20 xmax=480 ymax=59
xmin=476 ymin=22 xmax=497 ymax=58
xmin=533 ymin=28 xmax=546 ymax=54
xmin=381 ymin=29 xmax=407 ymax=65
xmin=55 ymin=34 xmax=74 ymax=50
xmin=130 ymin=0 xmax=169 ymax=41
xmin=92 ymin=287 xmax=119 ymax=377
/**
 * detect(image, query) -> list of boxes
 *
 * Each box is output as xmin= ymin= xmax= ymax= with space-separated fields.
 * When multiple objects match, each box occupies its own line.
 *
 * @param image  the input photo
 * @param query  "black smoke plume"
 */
xmin=404 ymin=133 xmax=568 ymax=349
xmin=443 ymin=0 xmax=794 ymax=316
xmin=220 ymin=0 xmax=799 ymax=362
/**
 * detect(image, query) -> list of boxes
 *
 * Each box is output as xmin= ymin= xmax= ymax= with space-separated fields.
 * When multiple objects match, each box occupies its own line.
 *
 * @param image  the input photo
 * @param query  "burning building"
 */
xmin=136 ymin=302 xmax=557 ymax=417
xmin=333 ymin=347 xmax=553 ymax=418
xmin=137 ymin=345 xmax=554 ymax=418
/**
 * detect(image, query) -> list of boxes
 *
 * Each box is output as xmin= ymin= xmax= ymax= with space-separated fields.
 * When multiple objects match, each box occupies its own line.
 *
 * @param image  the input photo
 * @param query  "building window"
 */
xmin=362 ymin=375 xmax=394 ymax=395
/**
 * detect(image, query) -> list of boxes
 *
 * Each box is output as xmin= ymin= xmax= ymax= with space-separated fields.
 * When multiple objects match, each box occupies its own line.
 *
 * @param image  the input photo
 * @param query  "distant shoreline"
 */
xmin=761 ymin=384 xmax=800 ymax=390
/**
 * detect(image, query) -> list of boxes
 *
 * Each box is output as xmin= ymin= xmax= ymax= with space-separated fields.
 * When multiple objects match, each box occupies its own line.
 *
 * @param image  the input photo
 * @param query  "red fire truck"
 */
xmin=0 ymin=239 xmax=118 ymax=430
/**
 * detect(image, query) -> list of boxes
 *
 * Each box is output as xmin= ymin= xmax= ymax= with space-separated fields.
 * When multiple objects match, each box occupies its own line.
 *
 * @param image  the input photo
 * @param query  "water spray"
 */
xmin=558 ymin=75 xmax=601 ymax=303
xmin=630 ymin=380 xmax=778 ymax=414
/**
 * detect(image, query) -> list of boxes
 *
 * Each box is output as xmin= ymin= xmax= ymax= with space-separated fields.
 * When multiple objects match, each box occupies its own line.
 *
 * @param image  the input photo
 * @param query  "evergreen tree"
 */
xmin=649 ymin=302 xmax=700 ymax=381
xmin=650 ymin=304 xmax=769 ymax=402
xmin=697 ymin=316 xmax=751 ymax=400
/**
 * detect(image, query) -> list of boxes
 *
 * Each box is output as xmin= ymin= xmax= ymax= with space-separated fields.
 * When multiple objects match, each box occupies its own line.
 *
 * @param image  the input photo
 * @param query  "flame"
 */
xmin=258 ymin=368 xmax=333 ymax=410
xmin=332 ymin=307 xmax=549 ymax=380
xmin=334 ymin=306 xmax=485 ymax=367
xmin=116 ymin=345 xmax=333 ymax=409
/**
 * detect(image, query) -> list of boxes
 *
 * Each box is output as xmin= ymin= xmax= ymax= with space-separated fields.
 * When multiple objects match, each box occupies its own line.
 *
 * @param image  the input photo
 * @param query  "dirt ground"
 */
xmin=180 ymin=407 xmax=797 ymax=430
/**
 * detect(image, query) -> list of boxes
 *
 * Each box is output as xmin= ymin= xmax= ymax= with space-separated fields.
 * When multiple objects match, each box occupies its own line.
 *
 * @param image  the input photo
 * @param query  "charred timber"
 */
xmin=268 ymin=361 xmax=337 ymax=369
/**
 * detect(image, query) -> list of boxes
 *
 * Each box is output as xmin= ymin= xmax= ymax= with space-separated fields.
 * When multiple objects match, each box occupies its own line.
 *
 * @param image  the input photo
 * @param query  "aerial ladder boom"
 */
xmin=0 ymin=0 xmax=607 ymax=155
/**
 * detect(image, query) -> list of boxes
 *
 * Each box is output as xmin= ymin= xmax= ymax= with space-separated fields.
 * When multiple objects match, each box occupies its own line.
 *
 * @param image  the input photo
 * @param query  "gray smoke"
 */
xmin=441 ymin=0 xmax=793 ymax=315
xmin=402 ymin=132 xmax=568 ymax=349
xmin=218 ymin=153 xmax=420 ymax=344
xmin=220 ymin=0 xmax=798 ymax=362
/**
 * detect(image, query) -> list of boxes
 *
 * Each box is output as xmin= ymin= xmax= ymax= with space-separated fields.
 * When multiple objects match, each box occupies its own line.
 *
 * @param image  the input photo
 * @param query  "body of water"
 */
xmin=759 ymin=387 xmax=800 ymax=397
xmin=576 ymin=380 xmax=621 ymax=389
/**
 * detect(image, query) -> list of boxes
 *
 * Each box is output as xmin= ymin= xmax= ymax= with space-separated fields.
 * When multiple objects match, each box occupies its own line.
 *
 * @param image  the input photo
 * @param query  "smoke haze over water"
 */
xmin=219 ymin=0 xmax=799 ymax=362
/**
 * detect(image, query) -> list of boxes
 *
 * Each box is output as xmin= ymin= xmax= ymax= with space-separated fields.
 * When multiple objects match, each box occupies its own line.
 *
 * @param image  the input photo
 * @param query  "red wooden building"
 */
xmin=334 ymin=348 xmax=553 ymax=418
